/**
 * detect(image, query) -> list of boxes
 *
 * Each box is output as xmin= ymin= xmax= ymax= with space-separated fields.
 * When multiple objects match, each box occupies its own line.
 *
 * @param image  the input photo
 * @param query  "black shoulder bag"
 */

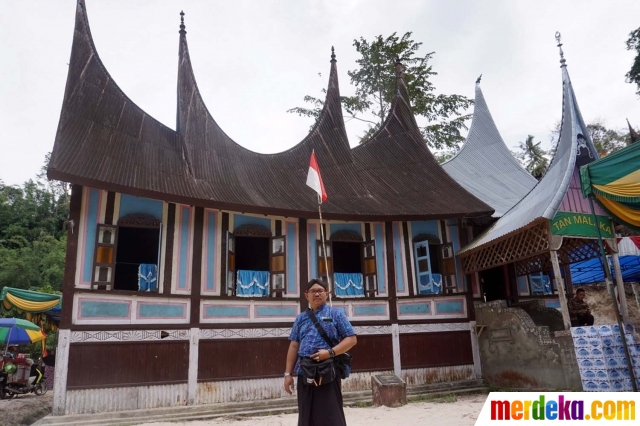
xmin=306 ymin=308 xmax=353 ymax=380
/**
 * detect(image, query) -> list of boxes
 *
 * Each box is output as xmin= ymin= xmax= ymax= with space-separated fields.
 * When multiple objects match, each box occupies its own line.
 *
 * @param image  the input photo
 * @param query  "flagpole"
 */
xmin=317 ymin=194 xmax=332 ymax=307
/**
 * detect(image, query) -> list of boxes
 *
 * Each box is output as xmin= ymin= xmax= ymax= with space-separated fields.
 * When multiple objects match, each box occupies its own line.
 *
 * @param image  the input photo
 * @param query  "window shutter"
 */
xmin=156 ymin=226 xmax=162 ymax=292
xmin=270 ymin=236 xmax=286 ymax=294
xmin=414 ymin=241 xmax=431 ymax=294
xmin=362 ymin=241 xmax=377 ymax=297
xmin=92 ymin=224 xmax=117 ymax=290
xmin=439 ymin=243 xmax=456 ymax=293
xmin=316 ymin=240 xmax=333 ymax=285
xmin=225 ymin=231 xmax=235 ymax=296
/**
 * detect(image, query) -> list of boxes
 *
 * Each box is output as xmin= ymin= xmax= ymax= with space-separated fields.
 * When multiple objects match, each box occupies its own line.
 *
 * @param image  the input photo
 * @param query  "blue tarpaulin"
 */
xmin=570 ymin=255 xmax=640 ymax=285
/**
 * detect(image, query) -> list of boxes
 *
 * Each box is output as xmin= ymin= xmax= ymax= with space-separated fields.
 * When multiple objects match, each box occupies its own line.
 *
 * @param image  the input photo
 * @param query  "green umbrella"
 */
xmin=0 ymin=318 xmax=44 ymax=355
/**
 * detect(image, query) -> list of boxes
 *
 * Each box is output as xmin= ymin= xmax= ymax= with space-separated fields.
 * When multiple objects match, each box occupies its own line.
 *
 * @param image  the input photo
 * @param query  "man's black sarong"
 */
xmin=297 ymin=375 xmax=347 ymax=426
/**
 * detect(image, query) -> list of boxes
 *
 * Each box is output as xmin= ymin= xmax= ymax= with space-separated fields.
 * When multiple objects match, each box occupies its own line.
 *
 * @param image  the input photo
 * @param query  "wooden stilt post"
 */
xmin=550 ymin=250 xmax=571 ymax=330
xmin=611 ymin=251 xmax=630 ymax=323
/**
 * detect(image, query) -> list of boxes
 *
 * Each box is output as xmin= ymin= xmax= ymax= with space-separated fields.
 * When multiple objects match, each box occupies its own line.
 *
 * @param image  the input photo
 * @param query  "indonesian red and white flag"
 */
xmin=306 ymin=151 xmax=327 ymax=203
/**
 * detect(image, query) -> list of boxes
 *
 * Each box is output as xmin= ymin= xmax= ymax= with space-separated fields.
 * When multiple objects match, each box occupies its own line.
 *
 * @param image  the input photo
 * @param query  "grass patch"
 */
xmin=408 ymin=393 xmax=457 ymax=404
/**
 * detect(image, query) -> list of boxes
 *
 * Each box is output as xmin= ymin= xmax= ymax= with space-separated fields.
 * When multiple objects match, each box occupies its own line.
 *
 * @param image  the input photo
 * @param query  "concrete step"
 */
xmin=33 ymin=379 xmax=489 ymax=426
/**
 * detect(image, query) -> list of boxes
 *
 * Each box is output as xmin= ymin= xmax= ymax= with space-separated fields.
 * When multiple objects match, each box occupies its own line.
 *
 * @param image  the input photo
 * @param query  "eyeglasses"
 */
xmin=307 ymin=290 xmax=326 ymax=295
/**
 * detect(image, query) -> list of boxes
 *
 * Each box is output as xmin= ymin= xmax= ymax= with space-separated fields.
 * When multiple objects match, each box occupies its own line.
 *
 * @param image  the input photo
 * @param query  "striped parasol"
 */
xmin=0 ymin=318 xmax=46 ymax=352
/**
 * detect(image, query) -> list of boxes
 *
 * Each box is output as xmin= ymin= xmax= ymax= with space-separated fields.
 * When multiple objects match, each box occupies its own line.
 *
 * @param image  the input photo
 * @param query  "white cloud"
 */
xmin=1 ymin=0 xmax=639 ymax=185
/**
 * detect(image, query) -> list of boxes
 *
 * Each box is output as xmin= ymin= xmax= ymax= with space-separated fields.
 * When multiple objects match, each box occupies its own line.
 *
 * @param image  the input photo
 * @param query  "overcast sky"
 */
xmin=1 ymin=0 xmax=640 ymax=186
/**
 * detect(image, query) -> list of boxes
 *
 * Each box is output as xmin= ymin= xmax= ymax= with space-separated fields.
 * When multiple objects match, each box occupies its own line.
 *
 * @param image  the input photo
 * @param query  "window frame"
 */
xmin=90 ymin=213 xmax=162 ymax=292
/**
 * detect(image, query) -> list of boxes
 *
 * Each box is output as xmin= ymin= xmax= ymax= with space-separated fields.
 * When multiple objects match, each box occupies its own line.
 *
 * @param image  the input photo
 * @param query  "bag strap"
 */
xmin=306 ymin=308 xmax=337 ymax=348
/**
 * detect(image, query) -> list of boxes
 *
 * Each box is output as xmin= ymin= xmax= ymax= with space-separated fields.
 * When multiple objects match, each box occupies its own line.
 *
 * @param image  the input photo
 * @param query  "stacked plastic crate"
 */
xmin=572 ymin=324 xmax=640 ymax=391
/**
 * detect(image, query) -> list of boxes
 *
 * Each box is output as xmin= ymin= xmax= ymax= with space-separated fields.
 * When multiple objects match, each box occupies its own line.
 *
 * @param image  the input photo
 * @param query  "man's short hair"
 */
xmin=306 ymin=278 xmax=328 ymax=291
xmin=576 ymin=288 xmax=586 ymax=294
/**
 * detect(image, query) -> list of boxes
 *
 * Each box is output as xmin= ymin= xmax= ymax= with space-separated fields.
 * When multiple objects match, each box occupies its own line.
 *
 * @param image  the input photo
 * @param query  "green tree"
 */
xmin=548 ymin=119 xmax=632 ymax=157
xmin=288 ymin=32 xmax=473 ymax=149
xmin=625 ymin=27 xmax=640 ymax=96
xmin=514 ymin=135 xmax=549 ymax=179
xmin=588 ymin=123 xmax=630 ymax=156
xmin=0 ymin=154 xmax=69 ymax=294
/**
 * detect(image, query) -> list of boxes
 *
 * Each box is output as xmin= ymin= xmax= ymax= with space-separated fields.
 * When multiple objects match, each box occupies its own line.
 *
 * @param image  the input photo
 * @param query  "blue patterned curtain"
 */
xmin=138 ymin=264 xmax=158 ymax=292
xmin=334 ymin=273 xmax=364 ymax=297
xmin=236 ymin=270 xmax=270 ymax=297
xmin=418 ymin=273 xmax=442 ymax=295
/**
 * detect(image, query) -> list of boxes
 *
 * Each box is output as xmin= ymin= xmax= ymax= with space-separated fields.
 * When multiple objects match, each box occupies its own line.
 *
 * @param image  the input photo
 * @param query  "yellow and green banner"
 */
xmin=580 ymin=141 xmax=640 ymax=232
xmin=551 ymin=212 xmax=614 ymax=238
xmin=0 ymin=287 xmax=61 ymax=313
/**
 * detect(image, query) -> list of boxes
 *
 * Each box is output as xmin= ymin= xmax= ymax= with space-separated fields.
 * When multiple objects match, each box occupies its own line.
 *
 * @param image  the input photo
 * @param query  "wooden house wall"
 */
xmin=62 ymin=185 xmax=475 ymax=394
xmin=399 ymin=331 xmax=473 ymax=369
xmin=66 ymin=341 xmax=189 ymax=389
xmin=69 ymin=187 xmax=472 ymax=327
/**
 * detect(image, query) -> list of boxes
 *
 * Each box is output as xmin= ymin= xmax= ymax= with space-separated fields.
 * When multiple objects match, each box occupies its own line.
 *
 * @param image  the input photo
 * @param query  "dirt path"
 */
xmin=0 ymin=393 xmax=52 ymax=426
xmin=138 ymin=394 xmax=485 ymax=426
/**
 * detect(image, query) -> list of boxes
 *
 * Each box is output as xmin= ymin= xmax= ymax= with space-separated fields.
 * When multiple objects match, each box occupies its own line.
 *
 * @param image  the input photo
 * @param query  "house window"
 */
xmin=528 ymin=272 xmax=553 ymax=295
xmin=225 ymin=224 xmax=285 ymax=297
xmin=414 ymin=241 xmax=438 ymax=294
xmin=413 ymin=232 xmax=456 ymax=295
xmin=91 ymin=214 xmax=161 ymax=292
xmin=316 ymin=229 xmax=375 ymax=298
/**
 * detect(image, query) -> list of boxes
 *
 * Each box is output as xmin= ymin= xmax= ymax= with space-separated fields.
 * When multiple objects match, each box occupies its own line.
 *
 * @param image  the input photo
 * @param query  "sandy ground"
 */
xmin=138 ymin=394 xmax=485 ymax=426
xmin=0 ymin=392 xmax=52 ymax=426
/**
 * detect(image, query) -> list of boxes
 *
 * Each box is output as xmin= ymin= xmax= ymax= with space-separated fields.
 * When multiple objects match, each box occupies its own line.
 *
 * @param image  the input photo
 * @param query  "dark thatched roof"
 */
xmin=48 ymin=0 xmax=493 ymax=221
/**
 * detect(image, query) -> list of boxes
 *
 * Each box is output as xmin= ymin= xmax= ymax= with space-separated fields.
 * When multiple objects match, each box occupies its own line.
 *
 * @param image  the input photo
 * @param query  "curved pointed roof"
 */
xmin=350 ymin=62 xmax=492 ymax=217
xmin=48 ymin=0 xmax=492 ymax=220
xmin=459 ymin=43 xmax=600 ymax=256
xmin=442 ymin=82 xmax=537 ymax=217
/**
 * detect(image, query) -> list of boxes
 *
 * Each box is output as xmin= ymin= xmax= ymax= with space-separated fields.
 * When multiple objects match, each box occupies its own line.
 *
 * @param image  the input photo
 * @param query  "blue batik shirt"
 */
xmin=289 ymin=304 xmax=356 ymax=374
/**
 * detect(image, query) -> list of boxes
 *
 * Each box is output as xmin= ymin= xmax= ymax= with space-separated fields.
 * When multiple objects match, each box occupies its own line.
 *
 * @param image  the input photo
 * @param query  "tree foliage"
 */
xmin=625 ymin=27 xmax=640 ymax=96
xmin=587 ymin=122 xmax=631 ymax=156
xmin=548 ymin=119 xmax=633 ymax=157
xmin=288 ymin=32 xmax=473 ymax=149
xmin=513 ymin=135 xmax=549 ymax=179
xmin=0 ymin=154 xmax=69 ymax=294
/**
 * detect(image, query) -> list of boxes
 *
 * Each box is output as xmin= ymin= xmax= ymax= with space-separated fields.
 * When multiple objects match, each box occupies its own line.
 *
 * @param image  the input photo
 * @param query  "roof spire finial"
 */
xmin=627 ymin=118 xmax=639 ymax=144
xmin=331 ymin=46 xmax=336 ymax=62
xmin=395 ymin=57 xmax=403 ymax=78
xmin=476 ymin=74 xmax=482 ymax=84
xmin=555 ymin=31 xmax=566 ymax=67
xmin=179 ymin=10 xmax=186 ymax=35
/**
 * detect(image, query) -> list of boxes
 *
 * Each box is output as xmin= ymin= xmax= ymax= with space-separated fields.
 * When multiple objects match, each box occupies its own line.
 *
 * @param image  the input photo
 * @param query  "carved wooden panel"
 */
xmin=118 ymin=213 xmax=161 ymax=228
xmin=233 ymin=224 xmax=272 ymax=237
xmin=330 ymin=230 xmax=363 ymax=242
xmin=412 ymin=233 xmax=440 ymax=244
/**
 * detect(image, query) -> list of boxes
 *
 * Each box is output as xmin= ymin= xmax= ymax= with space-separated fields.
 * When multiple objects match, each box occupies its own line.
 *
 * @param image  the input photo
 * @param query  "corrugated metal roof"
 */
xmin=458 ymin=54 xmax=600 ymax=256
xmin=48 ymin=0 xmax=493 ymax=221
xmin=442 ymin=83 xmax=537 ymax=217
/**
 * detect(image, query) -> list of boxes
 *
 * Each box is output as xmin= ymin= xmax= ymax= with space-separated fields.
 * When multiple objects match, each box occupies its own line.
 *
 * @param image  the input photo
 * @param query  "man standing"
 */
xmin=569 ymin=288 xmax=594 ymax=326
xmin=284 ymin=279 xmax=357 ymax=426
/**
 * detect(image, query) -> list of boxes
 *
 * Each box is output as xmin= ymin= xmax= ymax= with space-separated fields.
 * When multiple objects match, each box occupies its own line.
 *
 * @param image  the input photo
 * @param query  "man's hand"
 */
xmin=312 ymin=349 xmax=331 ymax=362
xmin=284 ymin=375 xmax=294 ymax=394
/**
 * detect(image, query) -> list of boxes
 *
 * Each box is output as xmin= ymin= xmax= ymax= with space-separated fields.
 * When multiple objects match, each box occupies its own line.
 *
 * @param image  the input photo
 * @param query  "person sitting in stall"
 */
xmin=3 ymin=346 xmax=18 ymax=359
xmin=569 ymin=288 xmax=594 ymax=326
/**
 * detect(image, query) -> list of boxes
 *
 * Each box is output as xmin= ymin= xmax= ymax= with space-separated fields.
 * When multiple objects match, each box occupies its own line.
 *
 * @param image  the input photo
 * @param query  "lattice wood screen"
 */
xmin=460 ymin=220 xmax=550 ymax=274
xmin=485 ymin=236 xmax=602 ymax=276
xmin=514 ymin=254 xmax=553 ymax=276
xmin=558 ymin=238 xmax=601 ymax=265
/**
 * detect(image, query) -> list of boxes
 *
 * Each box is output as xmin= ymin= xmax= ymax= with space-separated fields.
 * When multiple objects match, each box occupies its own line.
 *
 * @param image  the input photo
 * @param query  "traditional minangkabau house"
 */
xmin=452 ymin=35 xmax=634 ymax=391
xmin=48 ymin=1 xmax=494 ymax=415
xmin=442 ymin=77 xmax=538 ymax=302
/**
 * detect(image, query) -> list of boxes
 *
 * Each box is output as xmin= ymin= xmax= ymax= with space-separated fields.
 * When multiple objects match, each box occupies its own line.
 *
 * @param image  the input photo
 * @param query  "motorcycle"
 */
xmin=0 ymin=362 xmax=47 ymax=399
